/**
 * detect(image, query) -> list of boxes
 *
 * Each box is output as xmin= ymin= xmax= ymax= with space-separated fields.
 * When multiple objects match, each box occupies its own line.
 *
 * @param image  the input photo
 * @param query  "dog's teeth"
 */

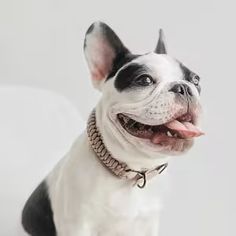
xmin=123 ymin=117 xmax=130 ymax=123
xmin=139 ymin=125 xmax=145 ymax=130
xmin=167 ymin=131 xmax=172 ymax=137
xmin=118 ymin=114 xmax=130 ymax=123
xmin=174 ymin=133 xmax=178 ymax=138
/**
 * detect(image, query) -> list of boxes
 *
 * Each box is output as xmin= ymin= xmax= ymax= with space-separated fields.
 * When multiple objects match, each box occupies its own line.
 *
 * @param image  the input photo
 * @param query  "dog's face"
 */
xmin=84 ymin=22 xmax=203 ymax=166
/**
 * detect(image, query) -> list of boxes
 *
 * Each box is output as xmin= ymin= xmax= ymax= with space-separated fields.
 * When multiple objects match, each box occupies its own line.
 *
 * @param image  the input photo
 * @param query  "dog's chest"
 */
xmin=51 ymin=180 xmax=161 ymax=236
xmin=47 ymin=136 xmax=164 ymax=235
xmin=77 ymin=185 xmax=160 ymax=235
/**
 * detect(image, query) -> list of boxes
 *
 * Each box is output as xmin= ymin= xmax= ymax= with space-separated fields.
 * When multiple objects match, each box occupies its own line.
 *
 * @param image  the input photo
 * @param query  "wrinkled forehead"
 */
xmin=128 ymin=52 xmax=183 ymax=82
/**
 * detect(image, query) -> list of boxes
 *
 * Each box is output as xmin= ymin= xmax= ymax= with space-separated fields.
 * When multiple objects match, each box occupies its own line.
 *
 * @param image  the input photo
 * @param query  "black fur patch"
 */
xmin=180 ymin=64 xmax=191 ymax=80
xmin=22 ymin=181 xmax=56 ymax=236
xmin=114 ymin=63 xmax=149 ymax=91
xmin=107 ymin=53 xmax=140 ymax=80
xmin=155 ymin=29 xmax=167 ymax=54
xmin=180 ymin=63 xmax=201 ymax=93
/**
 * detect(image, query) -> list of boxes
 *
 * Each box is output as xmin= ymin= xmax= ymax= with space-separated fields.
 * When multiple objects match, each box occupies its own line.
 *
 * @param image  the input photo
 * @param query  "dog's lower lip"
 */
xmin=117 ymin=113 xmax=203 ymax=145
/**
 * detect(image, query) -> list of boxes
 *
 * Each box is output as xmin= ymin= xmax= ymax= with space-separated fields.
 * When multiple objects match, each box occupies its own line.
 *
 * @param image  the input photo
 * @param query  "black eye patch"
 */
xmin=114 ymin=63 xmax=150 ymax=92
xmin=106 ymin=53 xmax=140 ymax=80
xmin=180 ymin=64 xmax=201 ymax=93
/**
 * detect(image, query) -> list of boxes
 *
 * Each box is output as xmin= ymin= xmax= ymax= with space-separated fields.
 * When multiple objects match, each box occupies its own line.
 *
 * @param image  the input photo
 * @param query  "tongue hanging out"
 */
xmin=151 ymin=119 xmax=204 ymax=144
xmin=164 ymin=120 xmax=204 ymax=138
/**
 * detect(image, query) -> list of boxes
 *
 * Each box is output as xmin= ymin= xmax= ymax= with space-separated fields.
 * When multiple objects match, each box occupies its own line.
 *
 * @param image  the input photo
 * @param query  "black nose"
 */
xmin=169 ymin=83 xmax=193 ymax=97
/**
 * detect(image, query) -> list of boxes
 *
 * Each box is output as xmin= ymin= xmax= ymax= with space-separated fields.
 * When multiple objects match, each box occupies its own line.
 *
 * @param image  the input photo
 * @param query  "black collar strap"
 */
xmin=87 ymin=110 xmax=168 ymax=188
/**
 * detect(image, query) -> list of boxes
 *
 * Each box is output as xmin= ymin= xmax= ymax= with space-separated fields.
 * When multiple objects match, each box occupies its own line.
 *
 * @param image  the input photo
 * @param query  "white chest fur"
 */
xmin=47 ymin=132 xmax=167 ymax=236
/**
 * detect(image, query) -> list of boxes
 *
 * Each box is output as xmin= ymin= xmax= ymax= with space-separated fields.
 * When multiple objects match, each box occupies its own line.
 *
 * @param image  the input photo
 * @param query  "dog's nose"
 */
xmin=169 ymin=83 xmax=193 ymax=97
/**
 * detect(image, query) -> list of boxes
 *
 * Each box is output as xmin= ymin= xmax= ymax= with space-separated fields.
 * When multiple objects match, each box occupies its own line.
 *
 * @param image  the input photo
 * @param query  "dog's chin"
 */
xmin=115 ymin=112 xmax=201 ymax=156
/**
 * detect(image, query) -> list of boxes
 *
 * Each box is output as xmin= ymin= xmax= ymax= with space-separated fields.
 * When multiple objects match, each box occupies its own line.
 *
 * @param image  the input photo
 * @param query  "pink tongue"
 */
xmin=165 ymin=120 xmax=204 ymax=138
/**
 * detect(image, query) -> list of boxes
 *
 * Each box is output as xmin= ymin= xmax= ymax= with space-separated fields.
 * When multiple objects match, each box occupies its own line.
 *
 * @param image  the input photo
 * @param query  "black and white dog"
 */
xmin=22 ymin=22 xmax=203 ymax=236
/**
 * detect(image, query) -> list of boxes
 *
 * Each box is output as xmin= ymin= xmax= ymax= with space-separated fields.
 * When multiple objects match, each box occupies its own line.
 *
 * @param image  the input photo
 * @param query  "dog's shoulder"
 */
xmin=22 ymin=181 xmax=56 ymax=236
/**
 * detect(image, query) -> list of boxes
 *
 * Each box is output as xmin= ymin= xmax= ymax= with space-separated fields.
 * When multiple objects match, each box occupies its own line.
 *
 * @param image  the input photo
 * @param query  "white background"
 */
xmin=0 ymin=0 xmax=235 ymax=235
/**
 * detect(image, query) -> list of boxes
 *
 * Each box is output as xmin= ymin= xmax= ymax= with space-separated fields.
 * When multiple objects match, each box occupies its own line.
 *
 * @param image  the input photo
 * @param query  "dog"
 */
xmin=22 ymin=21 xmax=203 ymax=236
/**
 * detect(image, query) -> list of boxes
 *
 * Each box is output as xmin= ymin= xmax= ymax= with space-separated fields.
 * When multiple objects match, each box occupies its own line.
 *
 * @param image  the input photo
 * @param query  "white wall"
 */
xmin=0 ymin=87 xmax=85 ymax=235
xmin=0 ymin=0 xmax=235 ymax=235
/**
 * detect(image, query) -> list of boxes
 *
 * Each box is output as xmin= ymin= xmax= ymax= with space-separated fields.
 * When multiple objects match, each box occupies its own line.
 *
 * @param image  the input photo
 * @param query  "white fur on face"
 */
xmin=96 ymin=53 xmax=201 ymax=170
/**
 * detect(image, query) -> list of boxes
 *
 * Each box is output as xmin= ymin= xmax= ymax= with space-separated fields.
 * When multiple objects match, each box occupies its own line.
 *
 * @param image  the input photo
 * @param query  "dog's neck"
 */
xmin=87 ymin=109 xmax=168 ymax=188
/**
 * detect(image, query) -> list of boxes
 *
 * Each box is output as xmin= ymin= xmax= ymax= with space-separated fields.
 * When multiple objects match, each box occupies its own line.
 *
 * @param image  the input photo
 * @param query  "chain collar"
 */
xmin=87 ymin=110 xmax=168 ymax=188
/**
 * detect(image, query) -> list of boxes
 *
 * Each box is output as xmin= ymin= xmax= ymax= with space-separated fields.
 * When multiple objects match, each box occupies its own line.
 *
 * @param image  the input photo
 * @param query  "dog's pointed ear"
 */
xmin=84 ymin=21 xmax=129 ymax=90
xmin=155 ymin=29 xmax=167 ymax=54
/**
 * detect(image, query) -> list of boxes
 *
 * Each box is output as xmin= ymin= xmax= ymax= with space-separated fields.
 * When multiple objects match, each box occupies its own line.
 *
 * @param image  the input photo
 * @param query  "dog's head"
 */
xmin=84 ymin=22 xmax=203 ymax=168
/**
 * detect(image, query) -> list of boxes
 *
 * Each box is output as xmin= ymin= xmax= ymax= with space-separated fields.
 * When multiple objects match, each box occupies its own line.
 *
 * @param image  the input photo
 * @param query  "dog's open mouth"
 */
xmin=117 ymin=113 xmax=204 ymax=145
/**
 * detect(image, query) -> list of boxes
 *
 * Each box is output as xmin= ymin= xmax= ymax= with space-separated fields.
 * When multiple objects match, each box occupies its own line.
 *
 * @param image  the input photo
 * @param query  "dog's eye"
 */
xmin=134 ymin=75 xmax=154 ymax=86
xmin=191 ymin=74 xmax=200 ymax=86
